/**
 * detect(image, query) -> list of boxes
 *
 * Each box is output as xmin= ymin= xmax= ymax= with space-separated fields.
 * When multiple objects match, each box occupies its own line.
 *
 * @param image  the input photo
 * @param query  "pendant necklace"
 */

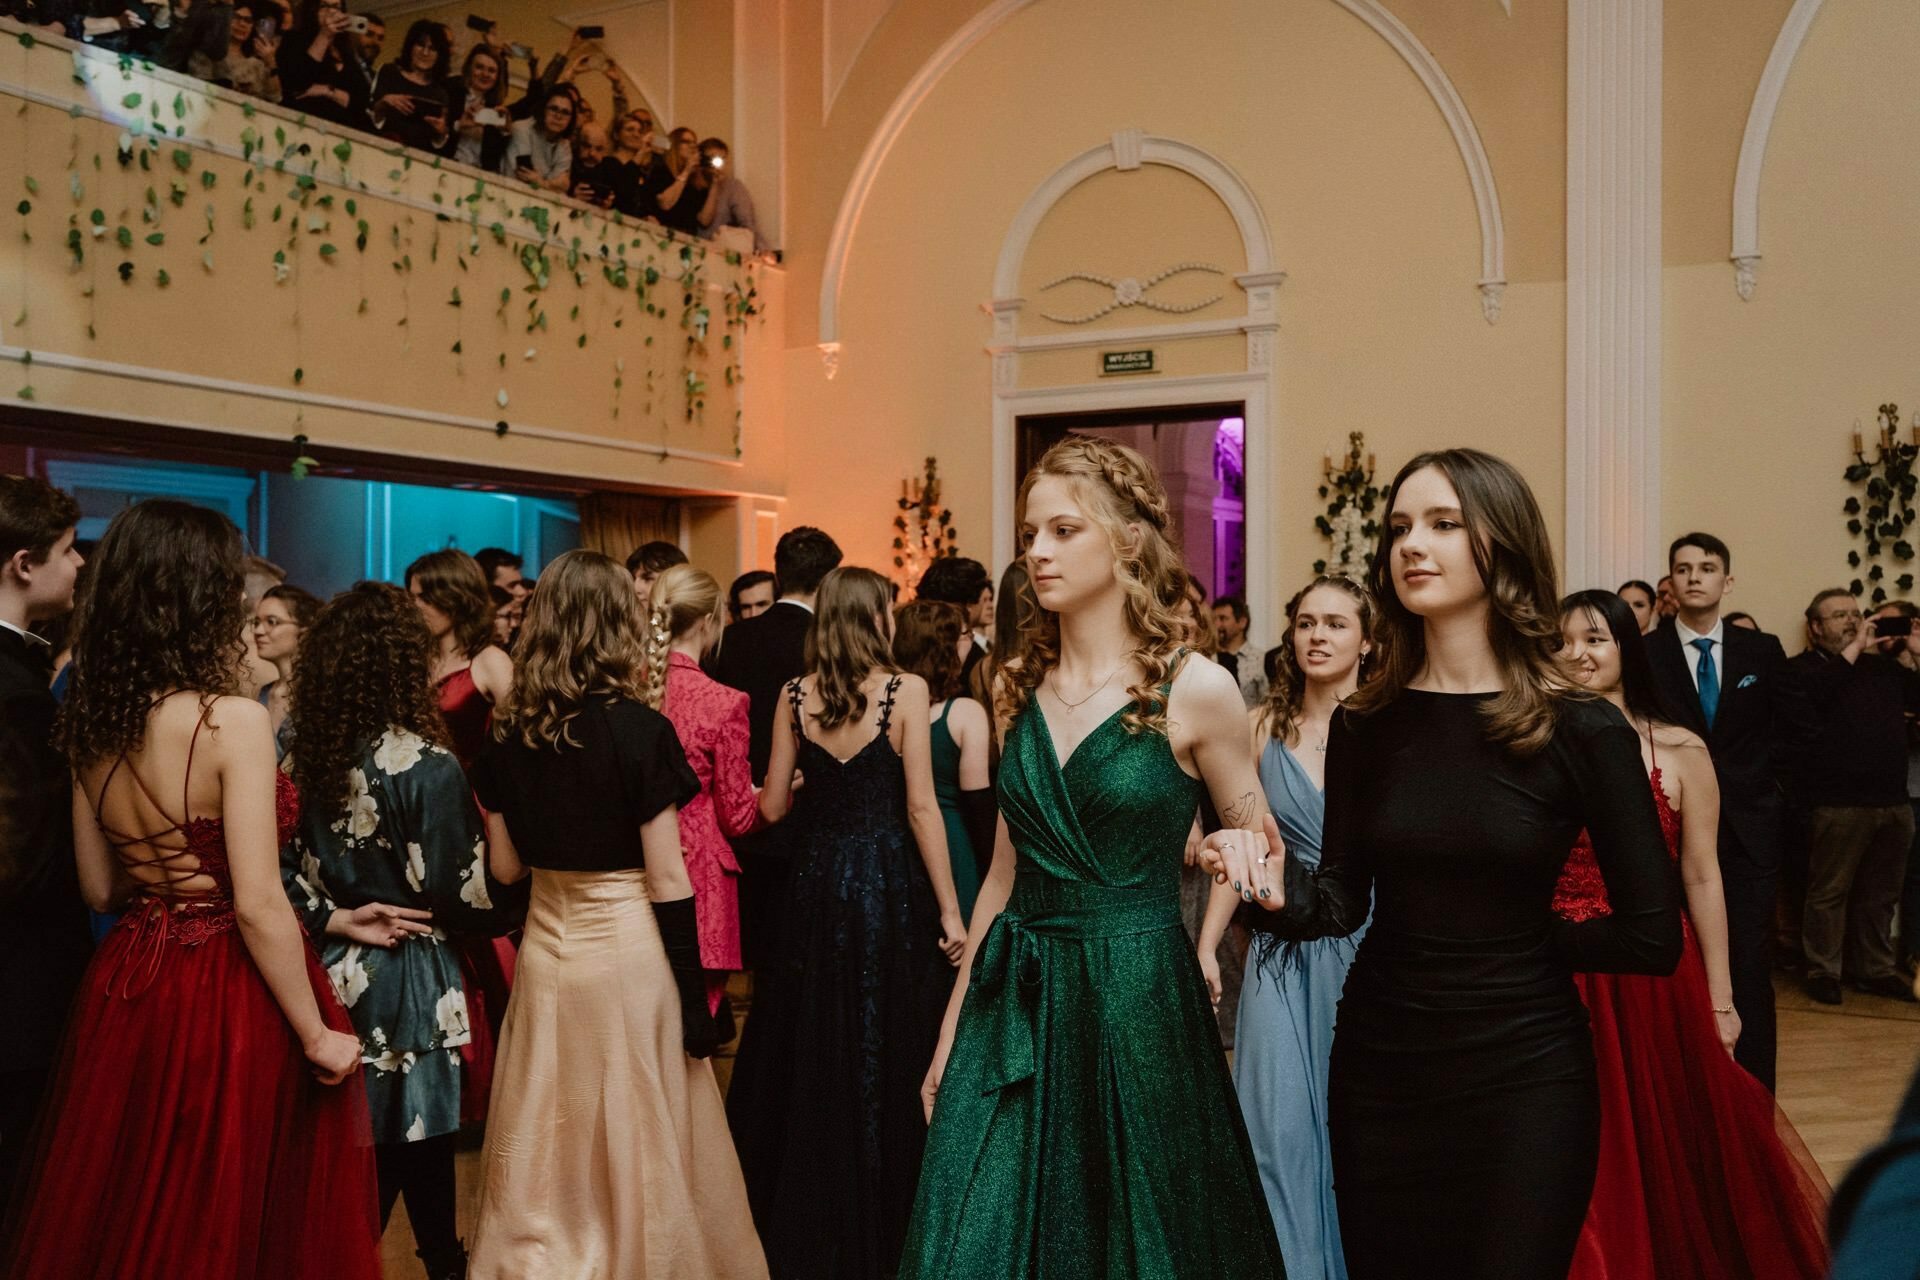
xmin=1050 ymin=662 xmax=1126 ymax=712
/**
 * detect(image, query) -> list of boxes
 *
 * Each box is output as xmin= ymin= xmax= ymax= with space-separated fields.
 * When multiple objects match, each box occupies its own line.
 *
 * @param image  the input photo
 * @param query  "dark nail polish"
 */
xmin=1233 ymin=881 xmax=1241 ymax=891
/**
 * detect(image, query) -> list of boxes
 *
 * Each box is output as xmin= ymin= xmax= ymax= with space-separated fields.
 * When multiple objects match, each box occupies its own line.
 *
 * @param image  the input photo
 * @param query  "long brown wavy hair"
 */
xmin=1347 ymin=448 xmax=1575 ymax=755
xmin=805 ymin=567 xmax=897 ymax=729
xmin=1260 ymin=575 xmax=1380 ymax=744
xmin=492 ymin=549 xmax=652 ymax=750
xmin=642 ymin=563 xmax=725 ymax=708
xmin=1002 ymin=437 xmax=1188 ymax=737
xmin=404 ymin=549 xmax=494 ymax=658
xmin=893 ymin=599 xmax=967 ymax=701
xmin=288 ymin=582 xmax=449 ymax=815
xmin=58 ymin=501 xmax=250 ymax=767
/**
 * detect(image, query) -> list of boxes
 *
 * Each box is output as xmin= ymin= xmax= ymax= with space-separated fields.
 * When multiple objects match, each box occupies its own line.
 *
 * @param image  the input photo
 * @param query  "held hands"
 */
xmin=937 ymin=912 xmax=967 ymax=966
xmin=920 ymin=1035 xmax=952 ymax=1122
xmin=303 ymin=1027 xmax=363 ymax=1085
xmin=1197 ymin=813 xmax=1288 ymax=912
xmin=331 ymin=901 xmax=435 ymax=948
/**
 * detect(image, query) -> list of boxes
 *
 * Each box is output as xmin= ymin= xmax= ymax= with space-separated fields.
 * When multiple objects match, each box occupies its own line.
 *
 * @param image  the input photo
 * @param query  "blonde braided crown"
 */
xmin=641 ymin=564 xmax=725 ymax=711
xmin=1000 ymin=436 xmax=1189 ymax=738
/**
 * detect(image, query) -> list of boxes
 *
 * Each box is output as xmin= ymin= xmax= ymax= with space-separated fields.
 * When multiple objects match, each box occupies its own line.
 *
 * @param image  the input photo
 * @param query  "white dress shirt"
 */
xmin=0 ymin=617 xmax=49 ymax=647
xmin=1674 ymin=615 xmax=1726 ymax=692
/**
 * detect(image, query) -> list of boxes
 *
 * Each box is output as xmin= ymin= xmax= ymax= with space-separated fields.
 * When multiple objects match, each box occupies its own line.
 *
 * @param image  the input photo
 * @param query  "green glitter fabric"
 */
xmin=899 ymin=695 xmax=1287 ymax=1278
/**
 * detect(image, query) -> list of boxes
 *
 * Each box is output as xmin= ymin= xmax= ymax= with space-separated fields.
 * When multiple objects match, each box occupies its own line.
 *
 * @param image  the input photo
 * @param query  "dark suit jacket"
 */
xmin=0 ymin=629 xmax=93 ymax=1073
xmin=711 ymin=601 xmax=813 ymax=786
xmin=1646 ymin=617 xmax=1811 ymax=874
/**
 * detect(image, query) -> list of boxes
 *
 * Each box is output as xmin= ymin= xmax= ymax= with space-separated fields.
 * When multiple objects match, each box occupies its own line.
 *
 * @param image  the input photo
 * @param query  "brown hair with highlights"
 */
xmin=892 ymin=599 xmax=967 ymax=702
xmin=404 ymin=548 xmax=494 ymax=658
xmin=1260 ymin=575 xmax=1380 ymax=744
xmin=1003 ymin=436 xmax=1187 ymax=737
xmin=492 ymin=549 xmax=652 ymax=750
xmin=804 ymin=567 xmax=898 ymax=730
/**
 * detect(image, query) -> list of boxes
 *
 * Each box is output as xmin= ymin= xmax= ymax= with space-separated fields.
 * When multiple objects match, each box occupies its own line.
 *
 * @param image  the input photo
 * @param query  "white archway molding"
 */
xmin=989 ymin=133 xmax=1275 ymax=300
xmin=1327 ymin=0 xmax=1507 ymax=322
xmin=1730 ymin=0 xmax=1829 ymax=300
xmin=816 ymin=0 xmax=1511 ymax=372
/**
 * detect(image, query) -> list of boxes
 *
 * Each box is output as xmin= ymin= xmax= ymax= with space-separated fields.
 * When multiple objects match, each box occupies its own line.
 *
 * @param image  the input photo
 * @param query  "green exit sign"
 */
xmin=1101 ymin=349 xmax=1156 ymax=376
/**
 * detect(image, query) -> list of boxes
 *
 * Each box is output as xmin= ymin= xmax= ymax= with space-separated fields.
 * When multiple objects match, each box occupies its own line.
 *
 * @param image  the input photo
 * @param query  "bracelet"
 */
xmin=1712 ymin=1003 xmax=1735 ymax=1015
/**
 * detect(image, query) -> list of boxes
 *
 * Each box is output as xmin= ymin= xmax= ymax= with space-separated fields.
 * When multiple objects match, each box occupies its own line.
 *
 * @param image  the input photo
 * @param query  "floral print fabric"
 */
xmin=282 ymin=727 xmax=510 ymax=1144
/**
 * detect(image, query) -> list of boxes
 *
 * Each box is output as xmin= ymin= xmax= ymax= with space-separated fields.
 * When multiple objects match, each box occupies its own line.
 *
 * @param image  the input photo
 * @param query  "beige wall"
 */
xmin=1664 ymin=0 xmax=1920 ymax=638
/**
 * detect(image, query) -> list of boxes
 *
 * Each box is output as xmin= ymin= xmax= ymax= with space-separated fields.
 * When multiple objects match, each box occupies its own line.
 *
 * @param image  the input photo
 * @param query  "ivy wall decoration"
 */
xmin=892 ymin=457 xmax=959 ymax=594
xmin=1843 ymin=403 xmax=1918 ymax=605
xmin=1 ymin=26 xmax=759 ymax=468
xmin=1313 ymin=430 xmax=1383 ymax=578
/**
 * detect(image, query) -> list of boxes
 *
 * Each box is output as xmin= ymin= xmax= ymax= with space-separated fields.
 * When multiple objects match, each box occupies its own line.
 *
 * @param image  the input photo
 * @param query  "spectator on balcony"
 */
xmin=607 ymin=109 xmax=662 ymax=221
xmin=442 ymin=42 xmax=509 ymax=172
xmin=502 ymin=82 xmax=578 ymax=195
xmin=567 ymin=124 xmax=619 ymax=210
xmin=280 ymin=0 xmax=370 ymax=131
xmin=187 ymin=1 xmax=282 ymax=102
xmin=351 ymin=8 xmax=383 ymax=92
xmin=369 ymin=19 xmax=451 ymax=152
xmin=692 ymin=138 xmax=769 ymax=254
xmin=649 ymin=126 xmax=703 ymax=236
xmin=153 ymin=0 xmax=237 ymax=76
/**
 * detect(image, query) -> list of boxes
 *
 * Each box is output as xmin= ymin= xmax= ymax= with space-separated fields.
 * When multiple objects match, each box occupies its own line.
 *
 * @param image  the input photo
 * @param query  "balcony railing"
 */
xmin=0 ymin=19 xmax=767 ymax=485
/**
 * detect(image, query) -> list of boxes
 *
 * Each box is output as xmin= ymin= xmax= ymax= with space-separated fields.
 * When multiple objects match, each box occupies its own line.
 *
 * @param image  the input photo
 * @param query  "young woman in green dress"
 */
xmin=891 ymin=598 xmax=995 ymax=922
xmin=900 ymin=437 xmax=1286 ymax=1277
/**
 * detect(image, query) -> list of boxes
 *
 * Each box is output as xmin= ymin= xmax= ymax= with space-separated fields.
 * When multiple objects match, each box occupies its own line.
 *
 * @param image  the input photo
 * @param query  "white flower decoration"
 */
xmin=341 ymin=768 xmax=378 ymax=840
xmin=328 ymin=947 xmax=370 ymax=1008
xmin=373 ymin=729 xmax=426 ymax=776
xmin=405 ymin=1115 xmax=427 ymax=1142
xmin=460 ymin=839 xmax=493 ymax=909
xmin=405 ymin=842 xmax=425 ymax=893
xmin=434 ymin=987 xmax=471 ymax=1045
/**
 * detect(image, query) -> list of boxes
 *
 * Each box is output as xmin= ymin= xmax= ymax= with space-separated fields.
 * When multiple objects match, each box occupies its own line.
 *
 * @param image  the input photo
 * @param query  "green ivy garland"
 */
xmin=1843 ymin=403 xmax=1918 ymax=605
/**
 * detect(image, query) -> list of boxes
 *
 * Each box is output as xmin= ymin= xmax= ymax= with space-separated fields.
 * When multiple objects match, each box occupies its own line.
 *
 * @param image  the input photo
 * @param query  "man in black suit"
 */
xmin=1645 ymin=531 xmax=1811 ymax=1091
xmin=711 ymin=526 xmax=842 ymax=969
xmin=0 ymin=476 xmax=91 ymax=1217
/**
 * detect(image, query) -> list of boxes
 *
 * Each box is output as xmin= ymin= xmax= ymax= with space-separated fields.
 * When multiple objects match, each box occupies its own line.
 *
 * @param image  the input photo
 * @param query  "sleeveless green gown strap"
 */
xmin=900 ymin=666 xmax=1286 ymax=1278
xmin=930 ymin=699 xmax=982 ymax=922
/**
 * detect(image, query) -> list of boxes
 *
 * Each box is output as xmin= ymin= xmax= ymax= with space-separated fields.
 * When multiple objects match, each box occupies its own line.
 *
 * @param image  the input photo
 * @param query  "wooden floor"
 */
xmin=380 ymin=976 xmax=1920 ymax=1275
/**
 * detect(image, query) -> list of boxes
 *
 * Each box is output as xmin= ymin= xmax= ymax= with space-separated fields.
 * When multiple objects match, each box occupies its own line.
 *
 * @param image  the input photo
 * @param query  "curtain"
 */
xmin=577 ymin=491 xmax=682 ymax=566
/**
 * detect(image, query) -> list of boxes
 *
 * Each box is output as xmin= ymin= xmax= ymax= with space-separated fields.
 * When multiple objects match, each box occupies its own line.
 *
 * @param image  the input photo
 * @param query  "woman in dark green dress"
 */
xmin=892 ymin=599 xmax=996 ymax=921
xmin=902 ymin=438 xmax=1286 ymax=1278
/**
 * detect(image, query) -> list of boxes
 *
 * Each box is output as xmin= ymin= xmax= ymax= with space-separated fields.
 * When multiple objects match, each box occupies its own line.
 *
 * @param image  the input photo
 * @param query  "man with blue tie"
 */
xmin=1645 ymin=532 xmax=1811 ymax=1091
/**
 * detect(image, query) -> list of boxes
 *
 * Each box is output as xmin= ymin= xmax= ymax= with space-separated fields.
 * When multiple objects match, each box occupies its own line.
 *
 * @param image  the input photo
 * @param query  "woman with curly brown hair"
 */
xmin=892 ymin=598 xmax=994 ymax=921
xmin=1209 ymin=450 xmax=1683 ymax=1278
xmin=405 ymin=548 xmax=513 ymax=769
xmin=1198 ymin=573 xmax=1378 ymax=1280
xmin=281 ymin=580 xmax=513 ymax=1280
xmin=3 ymin=500 xmax=379 ymax=1280
xmin=727 ymin=566 xmax=966 ymax=1280
xmin=898 ymin=437 xmax=1283 ymax=1277
xmin=466 ymin=550 xmax=764 ymax=1279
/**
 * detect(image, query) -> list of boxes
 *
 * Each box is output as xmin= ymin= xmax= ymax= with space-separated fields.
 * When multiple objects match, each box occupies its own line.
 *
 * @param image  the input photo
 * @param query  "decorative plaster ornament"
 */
xmin=1036 ymin=262 xmax=1225 ymax=324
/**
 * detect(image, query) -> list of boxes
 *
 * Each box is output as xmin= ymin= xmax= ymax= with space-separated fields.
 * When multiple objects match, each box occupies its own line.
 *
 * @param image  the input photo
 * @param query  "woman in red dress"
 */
xmin=1 ymin=500 xmax=379 ymax=1279
xmin=1555 ymin=588 xmax=1827 ymax=1280
xmin=644 ymin=565 xmax=762 ymax=1019
xmin=407 ymin=547 xmax=517 ymax=1124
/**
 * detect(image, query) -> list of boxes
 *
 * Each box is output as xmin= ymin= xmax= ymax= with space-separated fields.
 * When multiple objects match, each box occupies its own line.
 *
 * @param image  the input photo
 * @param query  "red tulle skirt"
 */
xmin=0 ymin=907 xmax=381 ymax=1279
xmin=1569 ymin=928 xmax=1829 ymax=1280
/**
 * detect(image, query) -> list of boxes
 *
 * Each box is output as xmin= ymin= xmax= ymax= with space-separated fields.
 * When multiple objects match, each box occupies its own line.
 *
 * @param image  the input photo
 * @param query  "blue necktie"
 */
xmin=1692 ymin=637 xmax=1719 ymax=728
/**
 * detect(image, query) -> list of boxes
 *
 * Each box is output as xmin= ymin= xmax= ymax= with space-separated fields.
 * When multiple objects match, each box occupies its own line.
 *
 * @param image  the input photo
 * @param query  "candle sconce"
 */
xmin=1315 ymin=430 xmax=1384 ymax=579
xmin=1843 ymin=403 xmax=1918 ymax=604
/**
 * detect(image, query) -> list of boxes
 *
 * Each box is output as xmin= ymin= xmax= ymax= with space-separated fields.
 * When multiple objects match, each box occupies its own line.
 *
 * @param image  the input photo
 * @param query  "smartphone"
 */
xmin=256 ymin=13 xmax=277 ymax=39
xmin=575 ymin=23 xmax=603 ymax=39
xmin=706 ymin=153 xmax=725 ymax=170
xmin=464 ymin=12 xmax=493 ymax=31
xmin=1873 ymin=615 xmax=1912 ymax=639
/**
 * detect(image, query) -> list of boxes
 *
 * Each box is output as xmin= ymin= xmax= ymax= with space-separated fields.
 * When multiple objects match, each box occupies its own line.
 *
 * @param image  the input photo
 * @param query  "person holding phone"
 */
xmin=567 ymin=123 xmax=619 ymax=209
xmin=280 ymin=0 xmax=370 ymax=129
xmin=370 ymin=19 xmax=452 ymax=151
xmin=648 ymin=126 xmax=703 ymax=235
xmin=443 ymin=41 xmax=510 ymax=170
xmin=501 ymin=82 xmax=578 ymax=193
xmin=1787 ymin=588 xmax=1920 ymax=1005
xmin=693 ymin=137 xmax=771 ymax=254
xmin=606 ymin=109 xmax=661 ymax=219
xmin=188 ymin=1 xmax=281 ymax=101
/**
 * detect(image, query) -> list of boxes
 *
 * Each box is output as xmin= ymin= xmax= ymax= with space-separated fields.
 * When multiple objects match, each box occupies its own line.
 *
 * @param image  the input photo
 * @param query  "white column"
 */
xmin=1565 ymin=0 xmax=1662 ymax=591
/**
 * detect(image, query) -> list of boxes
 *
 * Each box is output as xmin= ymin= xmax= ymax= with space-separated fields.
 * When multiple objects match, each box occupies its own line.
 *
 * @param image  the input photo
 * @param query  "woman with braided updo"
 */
xmin=900 ymin=437 xmax=1285 ymax=1277
xmin=644 ymin=563 xmax=762 ymax=1024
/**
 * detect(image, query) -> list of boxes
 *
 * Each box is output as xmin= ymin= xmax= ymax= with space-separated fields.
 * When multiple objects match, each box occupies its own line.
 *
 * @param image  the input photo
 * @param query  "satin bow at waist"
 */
xmin=970 ymin=872 xmax=1182 ymax=1093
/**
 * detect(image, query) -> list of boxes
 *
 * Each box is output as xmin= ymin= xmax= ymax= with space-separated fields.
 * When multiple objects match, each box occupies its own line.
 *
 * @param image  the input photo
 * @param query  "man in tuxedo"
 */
xmin=0 ymin=476 xmax=91 ymax=1217
xmin=711 ymin=526 xmax=842 ymax=969
xmin=1645 ymin=531 xmax=1812 ymax=1091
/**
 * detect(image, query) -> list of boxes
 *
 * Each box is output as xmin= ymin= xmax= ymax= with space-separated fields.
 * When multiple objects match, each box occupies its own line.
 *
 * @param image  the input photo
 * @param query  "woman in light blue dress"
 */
xmin=1199 ymin=574 xmax=1377 ymax=1280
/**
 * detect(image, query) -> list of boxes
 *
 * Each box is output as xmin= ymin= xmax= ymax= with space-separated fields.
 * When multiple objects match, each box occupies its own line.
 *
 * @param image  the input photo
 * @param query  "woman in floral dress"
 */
xmin=281 ymin=582 xmax=514 ymax=1280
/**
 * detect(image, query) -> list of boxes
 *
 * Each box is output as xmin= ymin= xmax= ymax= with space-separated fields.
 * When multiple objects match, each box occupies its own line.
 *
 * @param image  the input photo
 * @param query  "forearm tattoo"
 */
xmin=1220 ymin=790 xmax=1257 ymax=829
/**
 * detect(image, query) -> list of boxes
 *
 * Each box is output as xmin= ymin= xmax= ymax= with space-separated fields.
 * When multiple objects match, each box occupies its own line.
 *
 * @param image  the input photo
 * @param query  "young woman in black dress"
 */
xmin=1205 ymin=448 xmax=1684 ymax=1279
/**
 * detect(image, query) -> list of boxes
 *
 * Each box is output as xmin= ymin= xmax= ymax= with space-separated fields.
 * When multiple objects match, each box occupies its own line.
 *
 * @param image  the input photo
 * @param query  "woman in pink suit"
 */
xmin=646 ymin=564 xmax=761 ymax=1014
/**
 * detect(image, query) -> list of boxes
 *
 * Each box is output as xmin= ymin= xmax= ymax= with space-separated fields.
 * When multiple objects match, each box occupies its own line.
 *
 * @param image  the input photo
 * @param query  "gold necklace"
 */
xmin=1048 ymin=662 xmax=1126 ymax=711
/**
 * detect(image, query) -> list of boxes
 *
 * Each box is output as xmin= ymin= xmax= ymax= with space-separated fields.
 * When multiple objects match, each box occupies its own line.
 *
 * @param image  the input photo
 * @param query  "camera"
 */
xmin=704 ymin=153 xmax=725 ymax=171
xmin=345 ymin=13 xmax=369 ymax=34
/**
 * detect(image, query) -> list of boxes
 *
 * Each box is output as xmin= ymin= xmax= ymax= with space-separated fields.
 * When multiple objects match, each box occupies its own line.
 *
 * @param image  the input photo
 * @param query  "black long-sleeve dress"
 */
xmin=1254 ymin=690 xmax=1682 ymax=1280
